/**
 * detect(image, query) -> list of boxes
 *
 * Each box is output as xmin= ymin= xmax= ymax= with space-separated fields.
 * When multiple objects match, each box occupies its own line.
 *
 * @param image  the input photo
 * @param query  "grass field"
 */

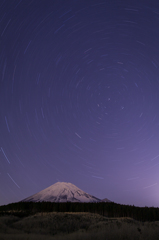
xmin=0 ymin=212 xmax=159 ymax=240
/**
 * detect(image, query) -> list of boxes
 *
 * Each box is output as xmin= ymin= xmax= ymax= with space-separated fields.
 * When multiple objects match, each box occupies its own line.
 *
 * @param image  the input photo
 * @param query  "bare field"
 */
xmin=0 ymin=212 xmax=159 ymax=240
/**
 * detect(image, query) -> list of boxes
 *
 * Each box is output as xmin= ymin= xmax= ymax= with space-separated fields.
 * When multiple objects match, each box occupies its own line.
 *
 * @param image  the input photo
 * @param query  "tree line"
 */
xmin=0 ymin=201 xmax=158 ymax=222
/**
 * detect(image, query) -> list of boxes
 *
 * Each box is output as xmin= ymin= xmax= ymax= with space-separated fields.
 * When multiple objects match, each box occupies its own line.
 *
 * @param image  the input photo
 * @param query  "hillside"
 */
xmin=1 ymin=212 xmax=159 ymax=240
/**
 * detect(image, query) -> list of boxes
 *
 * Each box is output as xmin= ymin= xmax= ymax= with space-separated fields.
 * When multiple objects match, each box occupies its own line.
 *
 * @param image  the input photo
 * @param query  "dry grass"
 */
xmin=0 ymin=212 xmax=159 ymax=240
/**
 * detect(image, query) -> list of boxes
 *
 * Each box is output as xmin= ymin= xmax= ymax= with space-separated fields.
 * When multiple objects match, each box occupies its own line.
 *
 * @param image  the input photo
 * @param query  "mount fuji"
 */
xmin=22 ymin=182 xmax=107 ymax=203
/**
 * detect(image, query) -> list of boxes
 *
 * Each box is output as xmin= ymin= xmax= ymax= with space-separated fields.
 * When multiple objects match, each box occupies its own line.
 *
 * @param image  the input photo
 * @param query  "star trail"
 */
xmin=1 ymin=0 xmax=159 ymax=207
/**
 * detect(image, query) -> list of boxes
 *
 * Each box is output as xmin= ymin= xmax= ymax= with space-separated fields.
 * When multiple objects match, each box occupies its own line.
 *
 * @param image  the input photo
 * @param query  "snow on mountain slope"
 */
xmin=22 ymin=182 xmax=101 ymax=203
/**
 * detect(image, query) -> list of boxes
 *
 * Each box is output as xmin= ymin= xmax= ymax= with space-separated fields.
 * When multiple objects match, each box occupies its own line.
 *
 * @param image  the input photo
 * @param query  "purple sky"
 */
xmin=1 ymin=0 xmax=159 ymax=207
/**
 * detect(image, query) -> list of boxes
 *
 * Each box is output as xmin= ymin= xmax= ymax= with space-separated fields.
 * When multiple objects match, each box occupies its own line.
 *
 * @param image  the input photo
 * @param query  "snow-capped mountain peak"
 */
xmin=22 ymin=182 xmax=102 ymax=203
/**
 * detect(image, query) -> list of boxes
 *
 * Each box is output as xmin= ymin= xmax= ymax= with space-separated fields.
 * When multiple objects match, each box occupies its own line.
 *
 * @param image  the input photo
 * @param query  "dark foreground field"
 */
xmin=0 ymin=212 xmax=159 ymax=240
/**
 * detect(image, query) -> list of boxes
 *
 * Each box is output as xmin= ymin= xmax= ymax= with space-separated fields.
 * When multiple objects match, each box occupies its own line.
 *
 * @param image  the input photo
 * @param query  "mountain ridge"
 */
xmin=22 ymin=182 xmax=111 ymax=203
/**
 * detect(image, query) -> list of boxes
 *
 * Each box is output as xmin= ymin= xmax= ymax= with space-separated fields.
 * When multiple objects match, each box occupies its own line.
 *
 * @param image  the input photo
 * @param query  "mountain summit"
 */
xmin=22 ymin=182 xmax=102 ymax=203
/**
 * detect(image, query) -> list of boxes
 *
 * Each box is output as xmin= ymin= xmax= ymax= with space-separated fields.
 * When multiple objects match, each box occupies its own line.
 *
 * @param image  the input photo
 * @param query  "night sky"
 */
xmin=1 ymin=0 xmax=159 ymax=207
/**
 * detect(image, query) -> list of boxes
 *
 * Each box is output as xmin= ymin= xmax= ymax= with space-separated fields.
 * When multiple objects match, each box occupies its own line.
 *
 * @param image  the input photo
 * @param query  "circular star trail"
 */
xmin=1 ymin=0 xmax=159 ymax=207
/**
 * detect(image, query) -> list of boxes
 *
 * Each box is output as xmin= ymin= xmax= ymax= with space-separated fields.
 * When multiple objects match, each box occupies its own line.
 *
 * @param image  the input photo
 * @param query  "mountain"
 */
xmin=101 ymin=198 xmax=112 ymax=202
xmin=22 ymin=182 xmax=102 ymax=203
